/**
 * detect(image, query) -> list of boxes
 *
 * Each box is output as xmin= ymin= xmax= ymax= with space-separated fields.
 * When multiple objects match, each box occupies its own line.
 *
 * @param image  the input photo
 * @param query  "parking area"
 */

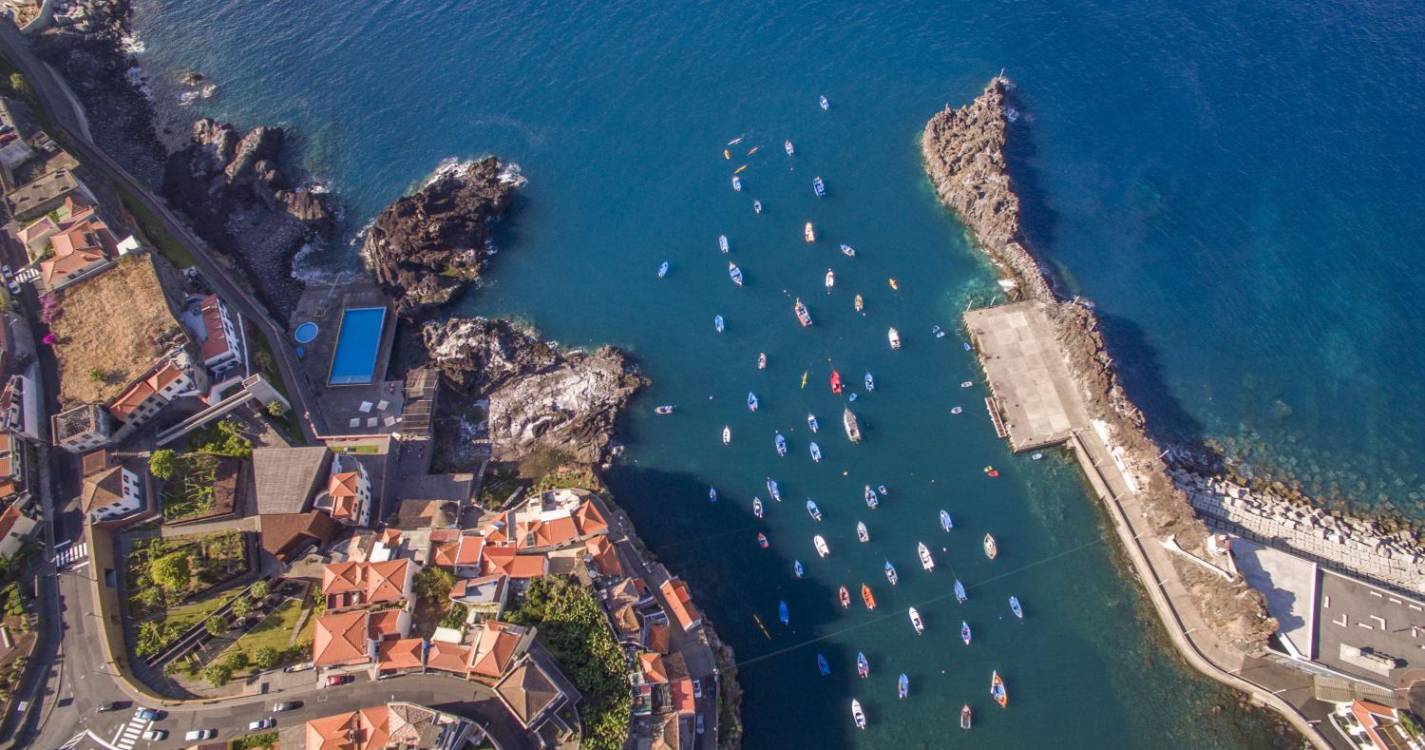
xmin=1316 ymin=569 xmax=1425 ymax=687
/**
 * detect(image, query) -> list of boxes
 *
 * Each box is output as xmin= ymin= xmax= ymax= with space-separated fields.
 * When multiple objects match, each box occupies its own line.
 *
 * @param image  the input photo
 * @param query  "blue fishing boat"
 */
xmin=865 ymin=486 xmax=879 ymax=509
xmin=809 ymin=442 xmax=822 ymax=462
xmin=766 ymin=478 xmax=782 ymax=502
xmin=806 ymin=500 xmax=822 ymax=522
xmin=794 ymin=560 xmax=804 ymax=578
xmin=897 ymin=673 xmax=909 ymax=699
xmin=840 ymin=243 xmax=856 ymax=257
xmin=813 ymin=176 xmax=826 ymax=197
xmin=778 ymin=600 xmax=789 ymax=625
xmin=817 ymin=653 xmax=830 ymax=676
xmin=864 ymin=372 xmax=875 ymax=392
xmin=731 ymin=175 xmax=742 ymax=191
xmin=657 ymin=261 xmax=668 ymax=278
xmin=714 ymin=315 xmax=724 ymax=333
xmin=747 ymin=391 xmax=758 ymax=411
xmin=940 ymin=509 xmax=953 ymax=531
xmin=728 ymin=262 xmax=743 ymax=286
xmin=1009 ymin=595 xmax=1024 ymax=619
xmin=884 ymin=560 xmax=898 ymax=586
xmin=961 ymin=621 xmax=972 ymax=645
xmin=877 ymin=484 xmax=889 ymax=495
xmin=708 ymin=487 xmax=718 ymax=503
xmin=954 ymin=579 xmax=967 ymax=603
xmin=775 ymin=432 xmax=788 ymax=456
xmin=807 ymin=413 xmax=819 ymax=432
xmin=819 ymin=94 xmax=830 ymax=110
xmin=718 ymin=234 xmax=730 ymax=253
xmin=856 ymin=652 xmax=869 ymax=678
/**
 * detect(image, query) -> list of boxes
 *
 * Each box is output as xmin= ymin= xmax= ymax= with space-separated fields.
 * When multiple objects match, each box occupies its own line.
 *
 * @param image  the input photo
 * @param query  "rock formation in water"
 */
xmin=163 ymin=118 xmax=334 ymax=318
xmin=421 ymin=317 xmax=642 ymax=464
xmin=363 ymin=158 xmax=521 ymax=319
xmin=924 ymin=77 xmax=1278 ymax=655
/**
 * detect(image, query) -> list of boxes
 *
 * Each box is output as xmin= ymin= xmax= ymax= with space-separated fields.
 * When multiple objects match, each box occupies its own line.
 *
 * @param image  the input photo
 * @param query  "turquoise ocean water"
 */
xmin=129 ymin=0 xmax=1425 ymax=746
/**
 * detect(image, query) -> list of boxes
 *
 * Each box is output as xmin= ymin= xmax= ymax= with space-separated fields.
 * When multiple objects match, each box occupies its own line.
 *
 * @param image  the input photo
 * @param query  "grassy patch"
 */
xmin=127 ymin=531 xmax=249 ymax=617
xmin=508 ymin=577 xmax=630 ymax=750
xmin=244 ymin=323 xmax=305 ymax=445
xmin=213 ymin=597 xmax=311 ymax=677
xmin=118 ymin=190 xmax=197 ymax=268
xmin=160 ymin=453 xmax=221 ymax=522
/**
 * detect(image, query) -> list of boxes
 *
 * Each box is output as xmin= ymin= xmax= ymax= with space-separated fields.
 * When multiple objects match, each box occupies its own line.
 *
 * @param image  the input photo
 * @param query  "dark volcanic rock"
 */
xmin=362 ymin=158 xmax=521 ymax=319
xmin=421 ymin=317 xmax=641 ymax=464
xmin=164 ymin=118 xmax=333 ymax=318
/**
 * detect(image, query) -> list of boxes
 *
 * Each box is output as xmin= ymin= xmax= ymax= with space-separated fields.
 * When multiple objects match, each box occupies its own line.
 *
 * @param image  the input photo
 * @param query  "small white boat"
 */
xmin=814 ymin=534 xmax=830 ymax=558
xmin=917 ymin=542 xmax=935 ymax=571
xmin=728 ymin=262 xmax=744 ymax=287
xmin=825 ymin=268 xmax=835 ymax=292
xmin=654 ymin=405 xmax=674 ymax=415
xmin=864 ymin=372 xmax=875 ymax=392
xmin=854 ymin=294 xmax=864 ymax=312
xmin=807 ymin=413 xmax=819 ymax=432
xmin=842 ymin=408 xmax=861 ymax=443
xmin=721 ymin=426 xmax=731 ymax=445
xmin=747 ymin=391 xmax=759 ymax=412
xmin=766 ymin=478 xmax=782 ymax=502
xmin=809 ymin=442 xmax=822 ymax=462
xmin=718 ymin=234 xmax=730 ymax=253
xmin=864 ymin=485 xmax=879 ymax=509
xmin=940 ymin=510 xmax=953 ymax=532
xmin=909 ymin=607 xmax=924 ymax=635
xmin=813 ymin=176 xmax=826 ymax=197
xmin=888 ymin=327 xmax=901 ymax=350
xmin=784 ymin=139 xmax=794 ymax=156
xmin=884 ymin=560 xmax=898 ymax=586
xmin=794 ymin=298 xmax=813 ymax=327
xmin=961 ymin=621 xmax=972 ymax=645
xmin=657 ymin=261 xmax=669 ymax=278
xmin=1009 ymin=595 xmax=1024 ymax=619
xmin=819 ymin=95 xmax=829 ymax=111
xmin=757 ymin=352 xmax=767 ymax=370
xmin=708 ymin=487 xmax=718 ymax=502
xmin=804 ymin=222 xmax=816 ymax=243
xmin=806 ymin=500 xmax=822 ymax=522
xmin=714 ymin=315 xmax=725 ymax=333
xmin=731 ymin=175 xmax=742 ymax=191
xmin=984 ymin=533 xmax=998 ymax=560
xmin=851 ymin=699 xmax=865 ymax=730
xmin=856 ymin=521 xmax=869 ymax=543
xmin=753 ymin=200 xmax=762 ymax=214
xmin=840 ymin=243 xmax=856 ymax=257
xmin=774 ymin=432 xmax=788 ymax=456
xmin=753 ymin=498 xmax=763 ymax=518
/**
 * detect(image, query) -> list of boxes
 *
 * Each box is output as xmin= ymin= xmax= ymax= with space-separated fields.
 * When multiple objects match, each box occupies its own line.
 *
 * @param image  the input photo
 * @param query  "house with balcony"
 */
xmin=37 ymin=214 xmax=121 ymax=291
xmin=194 ymin=294 xmax=243 ymax=375
xmin=303 ymin=702 xmax=486 ymax=750
xmin=314 ymin=453 xmax=373 ymax=528
xmin=321 ymin=558 xmax=418 ymax=612
xmin=80 ymin=451 xmax=145 ymax=525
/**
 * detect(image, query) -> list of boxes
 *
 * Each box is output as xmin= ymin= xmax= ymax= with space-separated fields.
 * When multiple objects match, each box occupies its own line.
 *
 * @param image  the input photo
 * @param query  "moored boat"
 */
xmin=785 ymin=139 xmax=795 ymax=156
xmin=898 ymin=673 xmax=909 ymax=699
xmin=756 ymin=532 xmax=768 ymax=549
xmin=961 ymin=705 xmax=972 ymax=730
xmin=888 ymin=277 xmax=899 ymax=291
xmin=877 ymin=484 xmax=889 ymax=495
xmin=853 ymin=293 xmax=864 ymax=312
xmin=884 ymin=560 xmax=898 ymax=586
xmin=843 ymin=408 xmax=862 ymax=443
xmin=851 ymin=699 xmax=866 ymax=730
xmin=917 ymin=542 xmax=935 ymax=571
xmin=728 ymin=262 xmax=743 ymax=286
xmin=954 ymin=579 xmax=967 ymax=604
xmin=758 ymin=352 xmax=767 ymax=369
xmin=825 ymin=268 xmax=835 ymax=291
xmin=709 ymin=487 xmax=718 ymax=502
xmin=864 ymin=372 xmax=875 ymax=392
xmin=714 ymin=315 xmax=724 ymax=333
xmin=753 ymin=498 xmax=763 ymax=518
xmin=1009 ymin=595 xmax=1024 ymax=619
xmin=721 ymin=425 xmax=731 ymax=445
xmin=856 ymin=652 xmax=869 ymax=678
xmin=840 ymin=243 xmax=856 ymax=257
xmin=862 ymin=583 xmax=876 ymax=610
xmin=888 ymin=327 xmax=901 ymax=350
xmin=794 ymin=298 xmax=813 ymax=327
xmin=731 ymin=175 xmax=742 ymax=191
xmin=778 ymin=600 xmax=789 ymax=625
xmin=961 ymin=621 xmax=972 ymax=645
xmin=864 ymin=485 xmax=878 ymax=509
xmin=809 ymin=442 xmax=822 ymax=462
xmin=766 ymin=478 xmax=782 ymax=501
xmin=807 ymin=413 xmax=819 ymax=432
xmin=814 ymin=534 xmax=830 ymax=558
xmin=909 ymin=607 xmax=924 ymax=635
xmin=984 ymin=533 xmax=998 ymax=560
xmin=752 ymin=199 xmax=762 ymax=214
xmin=806 ymin=499 xmax=822 ymax=522
xmin=940 ymin=509 xmax=953 ymax=531
xmin=718 ymin=234 xmax=730 ymax=253
xmin=746 ymin=391 xmax=758 ymax=411
xmin=830 ymin=369 xmax=843 ymax=394
xmin=804 ymin=221 xmax=816 ymax=243
xmin=655 ymin=405 xmax=674 ymax=415
xmin=747 ymin=145 xmax=759 ymax=156
xmin=658 ymin=261 xmax=669 ymax=278
xmin=774 ymin=432 xmax=787 ymax=456
xmin=990 ymin=671 xmax=1007 ymax=708
xmin=820 ymin=95 xmax=830 ymax=110
xmin=793 ymin=559 xmax=803 ymax=578
xmin=856 ymin=521 xmax=869 ymax=543
xmin=813 ymin=176 xmax=826 ymax=197
xmin=817 ymin=653 xmax=830 ymax=676
xmin=839 ymin=585 xmax=850 ymax=608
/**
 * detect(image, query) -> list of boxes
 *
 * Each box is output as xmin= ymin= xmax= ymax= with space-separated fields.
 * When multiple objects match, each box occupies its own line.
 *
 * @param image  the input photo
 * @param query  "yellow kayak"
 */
xmin=734 ymin=164 xmax=748 ymax=174
xmin=801 ymin=371 xmax=809 ymax=389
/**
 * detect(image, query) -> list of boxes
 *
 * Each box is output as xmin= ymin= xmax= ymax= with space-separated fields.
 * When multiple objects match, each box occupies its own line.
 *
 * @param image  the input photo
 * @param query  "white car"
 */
xmin=248 ymin=718 xmax=275 ymax=730
xmin=692 ymin=678 xmax=703 ymax=698
xmin=185 ymin=729 xmax=216 ymax=741
xmin=142 ymin=729 xmax=168 ymax=741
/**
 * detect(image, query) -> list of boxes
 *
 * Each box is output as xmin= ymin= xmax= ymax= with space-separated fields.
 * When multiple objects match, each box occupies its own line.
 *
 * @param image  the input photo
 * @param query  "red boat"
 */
xmin=757 ymin=533 xmax=769 ymax=549
xmin=839 ymin=585 xmax=850 ymax=608
xmin=861 ymin=584 xmax=877 ymax=610
xmin=830 ymin=370 xmax=843 ymax=394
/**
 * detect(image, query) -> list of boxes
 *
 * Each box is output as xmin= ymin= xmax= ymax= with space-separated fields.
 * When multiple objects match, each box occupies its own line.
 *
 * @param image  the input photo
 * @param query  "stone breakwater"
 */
xmin=923 ymin=76 xmax=1277 ymax=655
xmin=1175 ymin=468 xmax=1425 ymax=593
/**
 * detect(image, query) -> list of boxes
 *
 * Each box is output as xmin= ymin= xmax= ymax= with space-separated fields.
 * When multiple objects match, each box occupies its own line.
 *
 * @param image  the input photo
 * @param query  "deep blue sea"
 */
xmin=130 ymin=0 xmax=1425 ymax=746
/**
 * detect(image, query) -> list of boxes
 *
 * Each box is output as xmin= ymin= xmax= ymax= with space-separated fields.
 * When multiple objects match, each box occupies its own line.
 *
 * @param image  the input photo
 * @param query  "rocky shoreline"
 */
xmin=923 ymin=76 xmax=1277 ymax=654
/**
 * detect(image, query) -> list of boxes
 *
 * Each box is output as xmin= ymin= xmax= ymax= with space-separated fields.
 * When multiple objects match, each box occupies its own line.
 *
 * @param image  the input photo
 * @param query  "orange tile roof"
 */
xmin=107 ymin=379 xmax=156 ymax=420
xmin=645 ymin=622 xmax=670 ymax=655
xmin=322 ymin=560 xmax=413 ymax=608
xmin=480 ymin=511 xmax=516 ymax=546
xmin=0 ymin=505 xmax=23 ymax=539
xmin=16 ymin=215 xmax=58 ymax=246
xmin=468 ymin=621 xmax=523 ymax=679
xmin=305 ymin=705 xmax=390 ymax=750
xmin=322 ymin=561 xmax=363 ymax=595
xmin=660 ymin=578 xmax=701 ymax=632
xmin=376 ymin=638 xmax=423 ymax=672
xmin=639 ymin=652 xmax=668 ymax=684
xmin=573 ymin=500 xmax=609 ymax=536
xmin=584 ymin=536 xmax=623 ymax=577
xmin=431 ymin=541 xmax=458 ymax=568
xmin=425 ymin=640 xmax=471 ymax=675
xmin=329 ymin=471 xmax=360 ymax=499
xmin=367 ymin=609 xmax=407 ymax=640
xmin=330 ymin=495 xmax=359 ymax=522
xmin=365 ymin=559 xmax=413 ymax=603
xmin=482 ymin=546 xmax=547 ymax=579
xmin=454 ymin=536 xmax=485 ymax=566
xmin=670 ymin=677 xmax=697 ymax=715
xmin=529 ymin=514 xmax=579 ymax=547
xmin=197 ymin=295 xmax=233 ymax=361
xmin=312 ymin=610 xmax=369 ymax=667
xmin=144 ymin=361 xmax=187 ymax=392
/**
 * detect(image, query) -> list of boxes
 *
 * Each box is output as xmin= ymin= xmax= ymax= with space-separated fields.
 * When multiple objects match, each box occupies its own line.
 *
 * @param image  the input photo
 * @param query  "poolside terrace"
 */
xmin=289 ymin=279 xmax=404 ymax=436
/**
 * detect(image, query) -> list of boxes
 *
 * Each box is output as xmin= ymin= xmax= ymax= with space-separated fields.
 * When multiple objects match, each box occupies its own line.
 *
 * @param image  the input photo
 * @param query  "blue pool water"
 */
xmin=293 ymin=321 xmax=319 ymax=344
xmin=327 ymin=307 xmax=385 ymax=386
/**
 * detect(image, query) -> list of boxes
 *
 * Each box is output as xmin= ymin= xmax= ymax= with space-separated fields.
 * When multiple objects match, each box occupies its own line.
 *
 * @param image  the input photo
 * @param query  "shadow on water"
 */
xmin=1095 ymin=311 xmax=1208 ymax=448
xmin=603 ymin=462 xmax=859 ymax=749
xmin=1000 ymin=87 xmax=1059 ymax=276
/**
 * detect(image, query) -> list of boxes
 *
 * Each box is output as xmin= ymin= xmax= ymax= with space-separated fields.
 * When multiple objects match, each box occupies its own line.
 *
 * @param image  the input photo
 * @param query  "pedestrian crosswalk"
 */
xmin=12 ymin=267 xmax=38 ymax=284
xmin=54 ymin=542 xmax=87 ymax=568
xmin=110 ymin=709 xmax=150 ymax=750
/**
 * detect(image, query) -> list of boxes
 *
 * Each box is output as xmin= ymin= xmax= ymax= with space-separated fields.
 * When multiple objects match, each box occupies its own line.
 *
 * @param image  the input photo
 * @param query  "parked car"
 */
xmin=325 ymin=674 xmax=353 ymax=687
xmin=141 ymin=730 xmax=168 ymax=741
xmin=97 ymin=701 xmax=126 ymax=712
xmin=184 ymin=730 xmax=216 ymax=741
xmin=248 ymin=718 xmax=274 ymax=731
xmin=136 ymin=708 xmax=161 ymax=721
xmin=692 ymin=678 xmax=702 ymax=699
xmin=696 ymin=714 xmax=705 ymax=735
xmin=283 ymin=661 xmax=314 ymax=673
xmin=272 ymin=701 xmax=302 ymax=712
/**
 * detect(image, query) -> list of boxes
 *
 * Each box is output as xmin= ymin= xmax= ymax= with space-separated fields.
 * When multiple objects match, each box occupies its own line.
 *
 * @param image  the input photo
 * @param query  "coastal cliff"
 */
xmin=163 ymin=118 xmax=334 ymax=318
xmin=421 ymin=317 xmax=642 ymax=465
xmin=363 ymin=158 xmax=522 ymax=319
xmin=923 ymin=76 xmax=1276 ymax=655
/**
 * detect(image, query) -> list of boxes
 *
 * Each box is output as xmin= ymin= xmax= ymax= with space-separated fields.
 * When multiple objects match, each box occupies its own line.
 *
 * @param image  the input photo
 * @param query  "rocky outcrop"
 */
xmin=421 ymin=317 xmax=642 ymax=463
xmin=163 ymin=118 xmax=333 ymax=318
xmin=362 ymin=158 xmax=521 ymax=319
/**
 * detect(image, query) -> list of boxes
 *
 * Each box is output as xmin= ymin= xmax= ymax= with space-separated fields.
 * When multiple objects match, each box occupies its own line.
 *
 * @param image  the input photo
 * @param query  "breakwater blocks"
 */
xmin=964 ymin=301 xmax=1089 ymax=452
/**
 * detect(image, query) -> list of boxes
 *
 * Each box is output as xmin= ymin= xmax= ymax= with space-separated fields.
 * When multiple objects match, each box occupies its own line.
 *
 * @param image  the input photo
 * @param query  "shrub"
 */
xmin=415 ymin=567 xmax=455 ymax=602
xmin=253 ymin=646 xmax=280 ymax=671
xmin=265 ymin=400 xmax=287 ymax=418
xmin=230 ymin=596 xmax=252 ymax=619
xmin=148 ymin=449 xmax=178 ymax=480
xmin=204 ymin=616 xmax=226 ymax=637
xmin=440 ymin=603 xmax=468 ymax=629
xmin=223 ymin=650 xmax=249 ymax=671
xmin=149 ymin=550 xmax=192 ymax=593
xmin=201 ymin=662 xmax=231 ymax=687
xmin=250 ymin=581 xmax=269 ymax=601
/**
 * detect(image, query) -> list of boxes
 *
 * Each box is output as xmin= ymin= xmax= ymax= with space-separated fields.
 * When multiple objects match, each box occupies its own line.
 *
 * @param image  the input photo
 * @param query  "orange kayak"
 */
xmin=861 ymin=584 xmax=876 ymax=610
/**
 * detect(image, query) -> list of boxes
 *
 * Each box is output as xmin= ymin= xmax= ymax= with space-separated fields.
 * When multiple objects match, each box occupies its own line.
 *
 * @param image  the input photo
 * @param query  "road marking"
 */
xmin=85 ymin=730 xmax=122 ymax=750
xmin=110 ymin=709 xmax=151 ymax=750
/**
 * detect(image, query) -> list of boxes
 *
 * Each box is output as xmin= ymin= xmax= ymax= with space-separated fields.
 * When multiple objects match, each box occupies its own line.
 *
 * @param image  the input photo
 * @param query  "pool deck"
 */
xmin=290 ymin=279 xmax=404 ymax=435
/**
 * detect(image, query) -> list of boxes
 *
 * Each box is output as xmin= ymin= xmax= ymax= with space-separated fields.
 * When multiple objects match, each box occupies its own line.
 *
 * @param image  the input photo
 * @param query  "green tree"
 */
xmin=230 ymin=596 xmax=252 ymax=619
xmin=415 ymin=567 xmax=455 ymax=602
xmin=204 ymin=616 xmax=226 ymax=637
xmin=149 ymin=551 xmax=192 ymax=593
xmin=222 ymin=650 xmax=249 ymax=671
xmin=249 ymin=580 xmax=269 ymax=601
xmin=134 ymin=586 xmax=162 ymax=611
xmin=440 ymin=603 xmax=468 ymax=629
xmin=265 ymin=400 xmax=287 ymax=418
xmin=7 ymin=73 xmax=25 ymax=99
xmin=148 ymin=449 xmax=178 ymax=480
xmin=136 ymin=621 xmax=164 ymax=657
xmin=253 ymin=646 xmax=279 ymax=671
xmin=201 ymin=662 xmax=231 ymax=687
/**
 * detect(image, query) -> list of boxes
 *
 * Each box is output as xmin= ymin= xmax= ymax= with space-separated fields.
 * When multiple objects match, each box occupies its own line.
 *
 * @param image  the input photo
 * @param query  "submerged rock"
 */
xmin=363 ymin=158 xmax=521 ymax=319
xmin=421 ymin=317 xmax=642 ymax=463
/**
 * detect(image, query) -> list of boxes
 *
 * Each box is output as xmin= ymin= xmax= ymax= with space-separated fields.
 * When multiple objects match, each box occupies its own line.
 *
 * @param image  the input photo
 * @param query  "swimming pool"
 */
xmin=328 ymin=307 xmax=386 ymax=385
xmin=294 ymin=321 xmax=319 ymax=344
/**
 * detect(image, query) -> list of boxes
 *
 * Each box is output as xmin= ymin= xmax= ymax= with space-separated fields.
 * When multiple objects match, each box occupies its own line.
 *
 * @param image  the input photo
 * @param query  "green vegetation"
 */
xmin=244 ymin=324 xmax=305 ymax=444
xmin=148 ymin=448 xmax=178 ymax=480
xmin=476 ymin=463 xmax=522 ymax=510
xmin=232 ymin=731 xmax=278 ymax=750
xmin=185 ymin=417 xmax=253 ymax=458
xmin=128 ymin=532 xmax=250 ymax=656
xmin=214 ymin=596 xmax=310 ymax=676
xmin=117 ymin=190 xmax=197 ymax=268
xmin=412 ymin=567 xmax=457 ymax=636
xmin=440 ymin=603 xmax=468 ymax=629
xmin=159 ymin=453 xmax=223 ymax=522
xmin=508 ymin=577 xmax=629 ymax=750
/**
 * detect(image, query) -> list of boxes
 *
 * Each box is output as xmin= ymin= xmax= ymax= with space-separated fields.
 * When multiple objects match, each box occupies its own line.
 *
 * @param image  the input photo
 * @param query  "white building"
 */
xmin=315 ymin=454 xmax=373 ymax=527
xmin=81 ymin=461 xmax=144 ymax=524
